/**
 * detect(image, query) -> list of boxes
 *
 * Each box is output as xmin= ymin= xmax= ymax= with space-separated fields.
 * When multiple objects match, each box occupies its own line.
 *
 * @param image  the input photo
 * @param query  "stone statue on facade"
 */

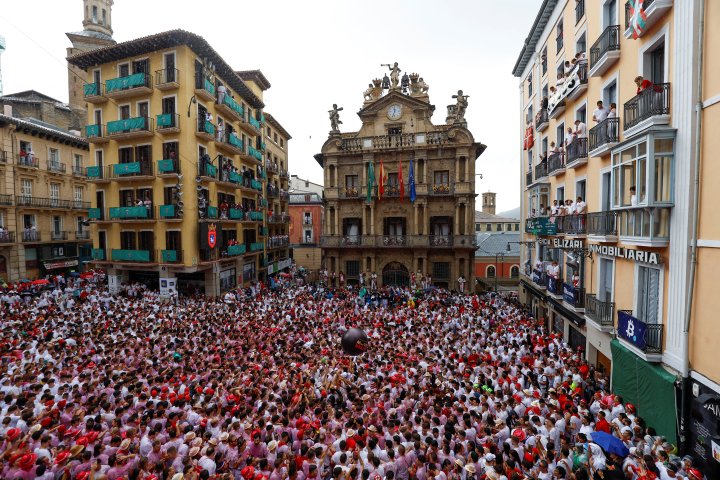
xmin=363 ymin=79 xmax=383 ymax=102
xmin=452 ymin=90 xmax=469 ymax=122
xmin=409 ymin=73 xmax=429 ymax=96
xmin=329 ymin=104 xmax=343 ymax=132
xmin=381 ymin=62 xmax=401 ymax=89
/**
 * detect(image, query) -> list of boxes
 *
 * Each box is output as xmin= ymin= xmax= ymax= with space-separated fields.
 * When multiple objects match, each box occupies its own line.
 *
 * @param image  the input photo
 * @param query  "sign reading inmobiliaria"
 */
xmin=588 ymin=244 xmax=661 ymax=265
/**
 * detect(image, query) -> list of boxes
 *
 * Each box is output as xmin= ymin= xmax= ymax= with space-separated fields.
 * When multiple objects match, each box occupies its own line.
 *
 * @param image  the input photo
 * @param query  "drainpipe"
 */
xmin=680 ymin=0 xmax=705 ymax=455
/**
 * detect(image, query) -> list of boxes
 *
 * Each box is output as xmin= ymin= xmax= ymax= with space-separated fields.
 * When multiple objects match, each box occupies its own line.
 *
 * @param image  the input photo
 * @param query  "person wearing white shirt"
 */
xmin=592 ymin=101 xmax=609 ymax=123
xmin=574 ymin=119 xmax=587 ymax=139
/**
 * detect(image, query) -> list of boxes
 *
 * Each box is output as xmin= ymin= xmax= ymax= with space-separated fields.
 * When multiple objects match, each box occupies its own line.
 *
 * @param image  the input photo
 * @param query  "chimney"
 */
xmin=3 ymin=104 xmax=12 ymax=117
xmin=482 ymin=192 xmax=496 ymax=216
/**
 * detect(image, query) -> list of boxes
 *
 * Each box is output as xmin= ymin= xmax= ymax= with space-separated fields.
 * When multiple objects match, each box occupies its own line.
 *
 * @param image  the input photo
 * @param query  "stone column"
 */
xmin=413 ymin=204 xmax=419 ymax=235
xmin=465 ymin=199 xmax=471 ymax=235
xmin=455 ymin=157 xmax=459 ymax=183
xmin=334 ymin=164 xmax=339 ymax=189
xmin=423 ymin=204 xmax=429 ymax=236
xmin=370 ymin=204 xmax=375 ymax=235
xmin=334 ymin=207 xmax=339 ymax=235
xmin=454 ymin=204 xmax=460 ymax=235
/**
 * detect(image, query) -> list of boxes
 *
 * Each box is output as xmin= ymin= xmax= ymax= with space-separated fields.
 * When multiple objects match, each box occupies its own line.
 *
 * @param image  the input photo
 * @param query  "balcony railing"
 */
xmin=589 ymin=117 xmax=620 ymax=152
xmin=535 ymin=108 xmax=549 ymax=130
xmin=157 ymin=159 xmax=180 ymax=175
xmin=88 ymin=208 xmax=103 ymax=220
xmin=86 ymin=165 xmax=107 ymax=179
xmin=50 ymin=231 xmax=68 ymax=241
xmin=107 ymin=116 xmax=153 ymax=136
xmin=339 ymin=131 xmax=449 ymax=152
xmin=155 ymin=68 xmax=179 ymax=88
xmin=548 ymin=152 xmax=565 ymax=175
xmin=563 ymin=283 xmax=585 ymax=308
xmin=547 ymin=276 xmax=563 ymax=295
xmin=197 ymin=119 xmax=216 ymax=138
xmin=72 ymin=200 xmax=91 ymax=210
xmin=156 ymin=113 xmax=179 ymax=131
xmin=195 ymin=75 xmax=216 ymax=99
xmin=83 ymin=81 xmax=105 ymax=100
xmin=534 ymin=161 xmax=548 ymax=181
xmin=617 ymin=310 xmax=663 ymax=353
xmin=226 ymin=244 xmax=246 ymax=257
xmin=429 ymin=235 xmax=452 ymax=247
xmin=109 ymin=205 xmax=153 ymax=220
xmin=567 ymin=137 xmax=588 ymax=164
xmin=16 ymin=196 xmax=72 ymax=209
xmin=575 ymin=0 xmax=585 ymax=24
xmin=218 ymin=92 xmax=245 ymax=119
xmin=72 ymin=165 xmax=86 ymax=177
xmin=0 ymin=194 xmax=12 ymax=206
xmin=589 ymin=25 xmax=621 ymax=70
xmin=617 ymin=206 xmax=670 ymax=243
xmin=17 ymin=155 xmax=39 ymax=168
xmin=248 ymin=146 xmax=263 ymax=162
xmin=623 ymin=83 xmax=671 ymax=131
xmin=75 ymin=231 xmax=90 ymax=240
xmin=525 ymin=170 xmax=533 ymax=186
xmin=531 ymin=268 xmax=547 ymax=287
xmin=112 ymin=161 xmax=153 ymax=178
xmin=105 ymin=72 xmax=151 ymax=95
xmin=587 ymin=211 xmax=617 ymax=237
xmin=47 ymin=161 xmax=66 ymax=174
xmin=564 ymin=213 xmax=587 ymax=235
xmin=268 ymin=213 xmax=290 ymax=224
xmin=112 ymin=249 xmax=154 ymax=262
xmin=160 ymin=249 xmax=184 ymax=263
xmin=159 ymin=204 xmax=182 ymax=219
xmin=431 ymin=183 xmax=452 ymax=195
xmin=382 ymin=235 xmax=407 ymax=246
xmin=91 ymin=248 xmax=105 ymax=261
xmin=0 ymin=231 xmax=15 ymax=243
xmin=21 ymin=230 xmax=41 ymax=242
xmin=585 ymin=294 xmax=615 ymax=327
xmin=249 ymin=242 xmax=265 ymax=252
xmin=248 ymin=116 xmax=262 ymax=130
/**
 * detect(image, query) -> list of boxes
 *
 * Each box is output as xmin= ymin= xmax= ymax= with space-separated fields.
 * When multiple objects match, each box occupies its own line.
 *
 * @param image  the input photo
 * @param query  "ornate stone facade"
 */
xmin=316 ymin=69 xmax=486 ymax=288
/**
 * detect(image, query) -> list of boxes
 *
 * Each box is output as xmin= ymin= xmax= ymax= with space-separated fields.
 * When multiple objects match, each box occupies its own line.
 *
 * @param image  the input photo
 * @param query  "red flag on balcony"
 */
xmin=398 ymin=156 xmax=405 ymax=200
xmin=524 ymin=126 xmax=534 ymax=150
xmin=628 ymin=0 xmax=647 ymax=39
xmin=378 ymin=157 xmax=386 ymax=200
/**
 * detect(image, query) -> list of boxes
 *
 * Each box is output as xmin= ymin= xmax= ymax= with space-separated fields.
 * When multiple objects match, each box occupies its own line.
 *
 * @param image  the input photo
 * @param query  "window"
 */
xmin=514 ymin=224 xmax=519 ymax=231
xmin=119 ymin=105 xmax=130 ymax=119
xmin=383 ymin=217 xmax=405 ymax=236
xmin=74 ymin=186 xmax=84 ymax=205
xmin=303 ymin=212 xmax=312 ymax=225
xmin=496 ymin=224 xmax=503 ymax=231
xmin=603 ymin=80 xmax=618 ymax=107
xmin=120 ymin=231 xmax=136 ymax=250
xmin=49 ymin=184 xmax=60 ymax=206
xmin=541 ymin=47 xmax=548 ymax=75
xmin=432 ymin=262 xmax=450 ymax=280
xmin=49 ymin=148 xmax=60 ymax=167
xmin=92 ymin=5 xmax=97 ymax=22
xmin=527 ymin=105 xmax=533 ymax=124
xmin=23 ymin=214 xmax=36 ymax=228
xmin=475 ymin=224 xmax=481 ymax=232
xmin=527 ymin=73 xmax=533 ymax=97
xmin=636 ymin=266 xmax=660 ymax=324
xmin=345 ymin=175 xmax=358 ymax=188
xmin=119 ymin=147 xmax=133 ymax=164
xmin=346 ymin=261 xmax=360 ymax=278
xmin=485 ymin=224 xmax=492 ymax=231
xmin=511 ymin=266 xmax=520 ymax=278
xmin=74 ymin=154 xmax=83 ymax=171
xmin=102 ymin=9 xmax=107 ymax=26
xmin=576 ymin=32 xmax=586 ymax=55
xmin=52 ymin=216 xmax=63 ymax=234
xmin=21 ymin=179 xmax=32 ymax=198
xmin=77 ymin=216 xmax=85 ymax=234
xmin=556 ymin=123 xmax=565 ymax=148
xmin=280 ymin=139 xmax=284 ymax=147
xmin=387 ymin=173 xmax=399 ymax=187
xmin=304 ymin=229 xmax=313 ymax=243
xmin=576 ymin=179 xmax=586 ymax=201
xmin=612 ymin=135 xmax=674 ymax=207
xmin=434 ymin=170 xmax=449 ymax=185
xmin=556 ymin=19 xmax=564 ymax=52
xmin=487 ymin=266 xmax=496 ymax=278
xmin=556 ymin=186 xmax=565 ymax=204
xmin=576 ymin=104 xmax=587 ymax=124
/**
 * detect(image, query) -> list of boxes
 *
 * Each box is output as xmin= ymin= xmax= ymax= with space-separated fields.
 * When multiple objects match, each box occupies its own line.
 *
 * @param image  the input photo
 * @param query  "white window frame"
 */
xmin=596 ymin=255 xmax=616 ymax=302
xmin=632 ymin=263 xmax=664 ymax=325
xmin=52 ymin=215 xmax=63 ymax=234
xmin=638 ymin=24 xmax=669 ymax=83
xmin=486 ymin=265 xmax=496 ymax=278
xmin=21 ymin=179 xmax=32 ymax=198
xmin=49 ymin=147 xmax=60 ymax=165
xmin=575 ymin=176 xmax=587 ymax=201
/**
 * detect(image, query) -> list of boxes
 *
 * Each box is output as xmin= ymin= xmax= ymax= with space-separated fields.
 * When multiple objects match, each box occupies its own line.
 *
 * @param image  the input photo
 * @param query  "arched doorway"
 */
xmin=382 ymin=261 xmax=409 ymax=287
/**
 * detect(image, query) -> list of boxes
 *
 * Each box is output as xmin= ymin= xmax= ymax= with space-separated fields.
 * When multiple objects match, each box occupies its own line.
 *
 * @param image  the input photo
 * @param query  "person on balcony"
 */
xmin=565 ymin=127 xmax=576 ymax=158
xmin=574 ymin=196 xmax=587 ymax=232
xmin=217 ymin=118 xmax=225 ymax=143
xmin=606 ymin=102 xmax=618 ymax=139
xmin=547 ymin=260 xmax=560 ymax=280
xmin=563 ymin=60 xmax=573 ymax=77
xmin=550 ymin=141 xmax=560 ymax=154
xmin=556 ymin=72 xmax=566 ymax=89
xmin=634 ymin=75 xmax=652 ymax=94
xmin=574 ymin=119 xmax=587 ymax=141
xmin=592 ymin=100 xmax=609 ymax=123
xmin=217 ymin=83 xmax=226 ymax=105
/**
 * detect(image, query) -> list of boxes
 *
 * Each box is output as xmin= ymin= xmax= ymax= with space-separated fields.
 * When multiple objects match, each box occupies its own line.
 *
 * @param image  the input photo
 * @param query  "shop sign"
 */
xmin=617 ymin=310 xmax=648 ymax=350
xmin=278 ymin=258 xmax=292 ymax=270
xmin=588 ymin=244 xmax=660 ymax=265
xmin=44 ymin=259 xmax=79 ymax=269
xmin=538 ymin=238 xmax=584 ymax=249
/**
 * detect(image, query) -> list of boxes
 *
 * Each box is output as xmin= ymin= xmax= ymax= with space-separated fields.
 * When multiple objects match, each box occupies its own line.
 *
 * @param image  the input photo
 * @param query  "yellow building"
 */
xmin=514 ymin=0 xmax=718 ymax=463
xmin=316 ymin=70 xmax=485 ymax=288
xmin=67 ymin=30 xmax=289 ymax=295
xmin=0 ymin=114 xmax=91 ymax=281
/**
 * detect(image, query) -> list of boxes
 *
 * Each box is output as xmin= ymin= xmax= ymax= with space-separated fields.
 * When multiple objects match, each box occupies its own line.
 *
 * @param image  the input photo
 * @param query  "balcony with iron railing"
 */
xmin=196 ymin=118 xmax=216 ymax=141
xmin=71 ymin=200 xmax=91 ymax=210
xmin=617 ymin=310 xmax=663 ymax=359
xmin=531 ymin=269 xmax=547 ymax=289
xmin=50 ymin=231 xmax=68 ymax=241
xmin=86 ymin=165 xmax=111 ymax=182
xmin=155 ymin=68 xmax=179 ymax=90
xmin=112 ymin=161 xmax=154 ymax=180
xmin=268 ymin=237 xmax=290 ymax=249
xmin=156 ymin=113 xmax=180 ymax=133
xmin=624 ymin=0 xmax=673 ymax=39
xmin=72 ymin=165 xmax=86 ymax=177
xmin=83 ymin=81 xmax=107 ymax=103
xmin=586 ymin=211 xmax=618 ymax=241
xmin=430 ymin=183 xmax=453 ymax=196
xmin=107 ymin=116 xmax=154 ymax=139
xmin=216 ymin=131 xmax=245 ymax=156
xmin=585 ymin=294 xmax=615 ymax=331
xmin=320 ymin=234 xmax=476 ymax=249
xmin=0 ymin=194 xmax=12 ymax=206
xmin=546 ymin=275 xmax=563 ymax=296
xmin=112 ymin=249 xmax=155 ymax=263
xmin=85 ymin=123 xmax=109 ymax=144
xmin=21 ymin=230 xmax=41 ymax=242
xmin=247 ymin=145 xmax=263 ymax=162
xmin=217 ymin=92 xmax=245 ymax=122
xmin=339 ymin=131 xmax=449 ymax=152
xmin=16 ymin=196 xmax=73 ymax=209
xmin=0 ymin=231 xmax=15 ymax=244
xmin=548 ymin=63 xmax=588 ymax=118
xmin=47 ymin=161 xmax=66 ymax=174
xmin=525 ymin=170 xmax=533 ymax=188
xmin=548 ymin=151 xmax=565 ymax=176
xmin=429 ymin=235 xmax=453 ymax=247
xmin=534 ymin=161 xmax=548 ymax=183
xmin=535 ymin=108 xmax=549 ymax=132
xmin=563 ymin=283 xmax=585 ymax=311
xmin=109 ymin=205 xmax=154 ymax=221
xmin=74 ymin=230 xmax=90 ymax=240
xmin=157 ymin=159 xmax=181 ymax=176
xmin=91 ymin=248 xmax=105 ymax=261
xmin=225 ymin=244 xmax=246 ymax=257
xmin=588 ymin=117 xmax=620 ymax=156
xmin=566 ymin=137 xmax=588 ymax=168
xmin=16 ymin=154 xmax=39 ymax=169
xmin=249 ymin=242 xmax=265 ymax=252
xmin=563 ymin=213 xmax=587 ymax=236
xmin=623 ymin=83 xmax=671 ymax=136
xmin=195 ymin=75 xmax=216 ymax=102
xmin=616 ymin=206 xmax=671 ymax=246
xmin=268 ymin=213 xmax=290 ymax=224
xmin=105 ymin=72 xmax=152 ymax=99
xmin=589 ymin=25 xmax=621 ymax=77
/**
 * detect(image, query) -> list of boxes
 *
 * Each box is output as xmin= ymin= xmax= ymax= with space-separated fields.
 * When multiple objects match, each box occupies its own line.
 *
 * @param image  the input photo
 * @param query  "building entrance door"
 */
xmin=382 ymin=262 xmax=409 ymax=287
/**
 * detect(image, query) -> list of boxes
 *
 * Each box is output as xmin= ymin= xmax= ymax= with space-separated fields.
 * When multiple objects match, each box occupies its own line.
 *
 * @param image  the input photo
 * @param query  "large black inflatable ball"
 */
xmin=341 ymin=328 xmax=369 ymax=356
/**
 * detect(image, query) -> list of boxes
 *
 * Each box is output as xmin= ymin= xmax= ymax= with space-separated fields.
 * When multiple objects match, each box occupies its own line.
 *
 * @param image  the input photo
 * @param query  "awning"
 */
xmin=43 ymin=259 xmax=79 ymax=270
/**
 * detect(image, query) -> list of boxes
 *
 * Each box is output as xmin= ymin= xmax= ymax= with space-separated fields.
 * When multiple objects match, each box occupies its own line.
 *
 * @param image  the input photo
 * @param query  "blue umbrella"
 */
xmin=589 ymin=431 xmax=630 ymax=457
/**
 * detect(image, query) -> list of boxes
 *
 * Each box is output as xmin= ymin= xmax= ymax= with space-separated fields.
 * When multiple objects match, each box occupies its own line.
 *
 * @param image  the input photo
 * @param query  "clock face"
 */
xmin=387 ymin=104 xmax=402 ymax=120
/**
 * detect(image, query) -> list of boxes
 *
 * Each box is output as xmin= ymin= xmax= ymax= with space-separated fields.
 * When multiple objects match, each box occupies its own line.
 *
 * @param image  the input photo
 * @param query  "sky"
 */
xmin=0 ymin=0 xmax=539 ymax=213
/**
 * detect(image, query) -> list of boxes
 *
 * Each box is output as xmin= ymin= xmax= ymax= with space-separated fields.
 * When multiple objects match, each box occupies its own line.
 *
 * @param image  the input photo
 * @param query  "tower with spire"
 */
xmin=66 ymin=0 xmax=116 ymax=117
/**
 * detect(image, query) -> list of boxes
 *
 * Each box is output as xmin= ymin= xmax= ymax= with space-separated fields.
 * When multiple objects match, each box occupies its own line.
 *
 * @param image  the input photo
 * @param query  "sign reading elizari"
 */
xmin=588 ymin=244 xmax=661 ymax=265
xmin=537 ymin=238 xmax=585 ymax=249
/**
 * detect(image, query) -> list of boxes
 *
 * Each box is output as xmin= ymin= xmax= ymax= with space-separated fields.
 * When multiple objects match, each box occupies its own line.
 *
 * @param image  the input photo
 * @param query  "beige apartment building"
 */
xmin=515 ymin=0 xmax=720 ymax=468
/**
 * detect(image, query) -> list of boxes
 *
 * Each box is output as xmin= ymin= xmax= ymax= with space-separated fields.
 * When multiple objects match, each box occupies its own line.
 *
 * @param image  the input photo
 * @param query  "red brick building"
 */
xmin=474 ymin=232 xmax=521 ymax=292
xmin=289 ymin=192 xmax=323 ymax=272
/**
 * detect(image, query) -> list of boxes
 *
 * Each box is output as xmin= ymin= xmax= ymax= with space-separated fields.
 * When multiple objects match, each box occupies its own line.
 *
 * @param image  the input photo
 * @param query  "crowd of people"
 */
xmin=0 ymin=277 xmax=706 ymax=480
